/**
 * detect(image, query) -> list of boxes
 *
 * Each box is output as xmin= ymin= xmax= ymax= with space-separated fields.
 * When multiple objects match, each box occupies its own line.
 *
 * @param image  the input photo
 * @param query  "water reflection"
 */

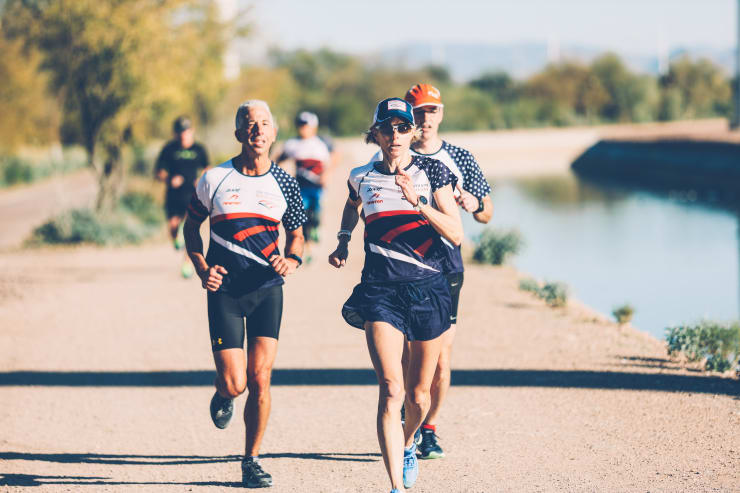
xmin=464 ymin=172 xmax=739 ymax=339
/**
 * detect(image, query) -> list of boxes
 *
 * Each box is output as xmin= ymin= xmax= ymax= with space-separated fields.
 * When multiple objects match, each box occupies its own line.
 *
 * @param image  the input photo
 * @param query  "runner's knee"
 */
xmin=379 ymin=379 xmax=405 ymax=408
xmin=218 ymin=372 xmax=246 ymax=398
xmin=247 ymin=368 xmax=272 ymax=395
xmin=407 ymin=386 xmax=431 ymax=411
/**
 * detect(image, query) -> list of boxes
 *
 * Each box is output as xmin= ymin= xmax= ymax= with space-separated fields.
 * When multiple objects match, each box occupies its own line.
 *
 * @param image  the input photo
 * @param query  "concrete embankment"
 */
xmin=571 ymin=139 xmax=740 ymax=202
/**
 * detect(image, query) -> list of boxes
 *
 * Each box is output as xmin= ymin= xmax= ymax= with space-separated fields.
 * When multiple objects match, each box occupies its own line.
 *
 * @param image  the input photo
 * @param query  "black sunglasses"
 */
xmin=377 ymin=122 xmax=415 ymax=136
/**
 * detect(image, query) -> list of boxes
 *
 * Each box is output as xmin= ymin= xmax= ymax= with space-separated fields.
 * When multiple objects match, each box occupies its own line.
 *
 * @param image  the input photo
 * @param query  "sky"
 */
xmin=240 ymin=0 xmax=736 ymax=56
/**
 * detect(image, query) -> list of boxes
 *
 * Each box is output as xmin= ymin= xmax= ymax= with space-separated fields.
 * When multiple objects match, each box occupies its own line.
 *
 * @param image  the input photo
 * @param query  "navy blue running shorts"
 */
xmin=341 ymin=273 xmax=452 ymax=341
xmin=207 ymin=285 xmax=283 ymax=351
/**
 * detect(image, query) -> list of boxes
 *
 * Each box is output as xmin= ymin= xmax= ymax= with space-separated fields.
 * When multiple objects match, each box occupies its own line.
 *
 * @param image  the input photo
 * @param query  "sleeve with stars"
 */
xmin=273 ymin=166 xmax=308 ymax=231
xmin=445 ymin=143 xmax=492 ymax=200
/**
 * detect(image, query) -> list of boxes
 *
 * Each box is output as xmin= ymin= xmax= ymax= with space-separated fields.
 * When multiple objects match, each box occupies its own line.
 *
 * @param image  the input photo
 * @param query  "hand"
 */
xmin=170 ymin=174 xmax=185 ymax=188
xmin=270 ymin=255 xmax=298 ymax=277
xmin=456 ymin=187 xmax=479 ymax=213
xmin=328 ymin=242 xmax=349 ymax=268
xmin=198 ymin=265 xmax=228 ymax=292
xmin=395 ymin=168 xmax=418 ymax=206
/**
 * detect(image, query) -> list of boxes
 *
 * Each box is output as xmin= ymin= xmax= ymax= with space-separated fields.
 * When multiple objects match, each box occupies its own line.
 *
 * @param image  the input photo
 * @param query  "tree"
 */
xmin=2 ymin=0 xmax=233 ymax=210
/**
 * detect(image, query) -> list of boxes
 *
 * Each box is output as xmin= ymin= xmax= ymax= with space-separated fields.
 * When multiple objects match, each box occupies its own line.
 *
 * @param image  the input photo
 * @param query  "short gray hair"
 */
xmin=235 ymin=100 xmax=277 ymax=130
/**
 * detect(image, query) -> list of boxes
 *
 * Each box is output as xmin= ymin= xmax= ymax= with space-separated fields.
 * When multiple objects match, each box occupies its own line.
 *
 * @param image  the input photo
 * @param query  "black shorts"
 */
xmin=207 ymin=285 xmax=283 ymax=351
xmin=165 ymin=189 xmax=194 ymax=218
xmin=341 ymin=274 xmax=452 ymax=341
xmin=446 ymin=272 xmax=464 ymax=324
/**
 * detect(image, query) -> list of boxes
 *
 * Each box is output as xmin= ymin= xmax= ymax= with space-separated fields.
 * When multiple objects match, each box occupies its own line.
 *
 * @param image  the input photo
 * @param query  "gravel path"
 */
xmin=1 ymin=131 xmax=738 ymax=492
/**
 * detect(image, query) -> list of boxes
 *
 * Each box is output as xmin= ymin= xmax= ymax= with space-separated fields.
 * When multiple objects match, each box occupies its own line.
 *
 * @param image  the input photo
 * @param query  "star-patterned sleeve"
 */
xmin=444 ymin=142 xmax=492 ymax=199
xmin=187 ymin=172 xmax=211 ymax=222
xmin=417 ymin=156 xmax=457 ymax=192
xmin=273 ymin=166 xmax=308 ymax=231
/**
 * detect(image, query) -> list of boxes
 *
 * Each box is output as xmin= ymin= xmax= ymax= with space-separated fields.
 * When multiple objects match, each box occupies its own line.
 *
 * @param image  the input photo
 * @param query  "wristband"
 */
xmin=474 ymin=198 xmax=485 ymax=214
xmin=286 ymin=253 xmax=302 ymax=266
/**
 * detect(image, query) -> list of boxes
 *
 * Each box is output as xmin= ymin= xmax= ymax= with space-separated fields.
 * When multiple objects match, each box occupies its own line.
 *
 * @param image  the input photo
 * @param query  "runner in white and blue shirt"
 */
xmin=183 ymin=100 xmax=306 ymax=489
xmin=329 ymin=97 xmax=462 ymax=493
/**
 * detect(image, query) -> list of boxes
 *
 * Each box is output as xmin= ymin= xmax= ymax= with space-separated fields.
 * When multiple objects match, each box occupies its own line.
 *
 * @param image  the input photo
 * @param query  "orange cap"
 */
xmin=405 ymin=84 xmax=443 ymax=109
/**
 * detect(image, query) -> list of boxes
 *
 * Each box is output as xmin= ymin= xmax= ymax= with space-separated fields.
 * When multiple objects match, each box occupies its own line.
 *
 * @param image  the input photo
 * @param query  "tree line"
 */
xmin=0 ymin=0 xmax=733 ymax=208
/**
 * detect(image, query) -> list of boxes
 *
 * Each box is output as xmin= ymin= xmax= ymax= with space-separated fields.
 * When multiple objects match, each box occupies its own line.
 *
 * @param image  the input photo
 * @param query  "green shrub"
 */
xmin=665 ymin=321 xmax=740 ymax=372
xmin=30 ymin=191 xmax=163 ymax=246
xmin=612 ymin=304 xmax=635 ymax=324
xmin=473 ymin=228 xmax=524 ymax=265
xmin=0 ymin=156 xmax=35 ymax=186
xmin=120 ymin=191 xmax=164 ymax=226
xmin=540 ymin=282 xmax=568 ymax=307
xmin=518 ymin=278 xmax=568 ymax=307
xmin=519 ymin=277 xmax=541 ymax=293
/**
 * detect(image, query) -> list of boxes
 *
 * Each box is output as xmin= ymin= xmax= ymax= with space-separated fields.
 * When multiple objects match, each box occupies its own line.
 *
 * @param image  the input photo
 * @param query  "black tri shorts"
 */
xmin=341 ymin=273 xmax=452 ymax=341
xmin=207 ymin=285 xmax=283 ymax=351
xmin=446 ymin=272 xmax=464 ymax=324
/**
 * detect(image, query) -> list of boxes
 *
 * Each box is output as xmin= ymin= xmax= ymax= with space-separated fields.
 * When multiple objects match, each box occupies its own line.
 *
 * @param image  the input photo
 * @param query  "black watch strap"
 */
xmin=286 ymin=253 xmax=302 ymax=266
xmin=474 ymin=198 xmax=485 ymax=214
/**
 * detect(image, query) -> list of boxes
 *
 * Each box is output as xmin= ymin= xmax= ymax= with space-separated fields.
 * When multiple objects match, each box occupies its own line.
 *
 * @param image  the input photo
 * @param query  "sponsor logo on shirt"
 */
xmin=224 ymin=193 xmax=241 ymax=205
xmin=258 ymin=199 xmax=276 ymax=209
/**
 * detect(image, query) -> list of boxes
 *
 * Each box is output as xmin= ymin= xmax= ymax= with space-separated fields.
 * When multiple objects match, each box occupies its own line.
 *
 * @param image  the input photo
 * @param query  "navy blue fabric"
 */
xmin=341 ymin=274 xmax=452 ymax=341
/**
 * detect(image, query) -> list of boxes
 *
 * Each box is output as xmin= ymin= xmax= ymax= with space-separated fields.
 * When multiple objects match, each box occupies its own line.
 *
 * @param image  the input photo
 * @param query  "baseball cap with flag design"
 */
xmin=405 ymin=83 xmax=443 ymax=109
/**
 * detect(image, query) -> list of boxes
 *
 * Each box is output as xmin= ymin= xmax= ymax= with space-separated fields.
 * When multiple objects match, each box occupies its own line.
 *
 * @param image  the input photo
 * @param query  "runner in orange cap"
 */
xmin=369 ymin=83 xmax=493 ymax=460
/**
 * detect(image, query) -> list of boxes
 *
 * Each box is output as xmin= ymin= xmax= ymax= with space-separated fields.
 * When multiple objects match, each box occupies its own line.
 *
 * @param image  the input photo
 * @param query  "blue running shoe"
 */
xmin=209 ymin=391 xmax=234 ymax=429
xmin=390 ymin=490 xmax=401 ymax=493
xmin=402 ymin=443 xmax=418 ymax=488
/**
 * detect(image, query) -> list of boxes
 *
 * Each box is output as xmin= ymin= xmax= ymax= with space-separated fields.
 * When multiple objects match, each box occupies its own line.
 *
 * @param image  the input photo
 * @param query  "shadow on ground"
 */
xmin=0 ymin=452 xmax=381 ymax=487
xmin=0 ymin=369 xmax=737 ymax=396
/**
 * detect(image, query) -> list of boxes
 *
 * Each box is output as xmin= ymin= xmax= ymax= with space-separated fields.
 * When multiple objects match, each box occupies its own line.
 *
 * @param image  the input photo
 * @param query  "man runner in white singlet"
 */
xmin=183 ymin=100 xmax=306 ymax=488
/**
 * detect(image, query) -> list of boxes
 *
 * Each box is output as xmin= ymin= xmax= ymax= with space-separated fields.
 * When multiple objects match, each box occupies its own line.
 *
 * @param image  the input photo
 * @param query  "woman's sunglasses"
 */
xmin=377 ymin=122 xmax=415 ymax=136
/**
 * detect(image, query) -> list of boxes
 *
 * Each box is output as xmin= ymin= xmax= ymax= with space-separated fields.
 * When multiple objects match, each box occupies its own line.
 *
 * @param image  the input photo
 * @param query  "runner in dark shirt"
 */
xmin=155 ymin=116 xmax=209 ymax=277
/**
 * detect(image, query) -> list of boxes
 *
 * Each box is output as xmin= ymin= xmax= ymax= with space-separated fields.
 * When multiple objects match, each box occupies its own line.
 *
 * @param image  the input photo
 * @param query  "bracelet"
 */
xmin=474 ymin=198 xmax=485 ymax=214
xmin=286 ymin=253 xmax=302 ymax=266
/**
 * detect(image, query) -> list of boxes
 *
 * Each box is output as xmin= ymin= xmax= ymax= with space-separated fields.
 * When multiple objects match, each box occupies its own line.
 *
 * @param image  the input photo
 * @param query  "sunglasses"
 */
xmin=377 ymin=122 xmax=415 ymax=136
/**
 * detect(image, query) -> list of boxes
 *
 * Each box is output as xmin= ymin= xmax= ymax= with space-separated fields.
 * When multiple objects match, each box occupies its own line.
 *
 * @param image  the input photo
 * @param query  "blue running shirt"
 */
xmin=347 ymin=155 xmax=457 ymax=283
xmin=188 ymin=161 xmax=307 ymax=295
xmin=370 ymin=141 xmax=492 ymax=274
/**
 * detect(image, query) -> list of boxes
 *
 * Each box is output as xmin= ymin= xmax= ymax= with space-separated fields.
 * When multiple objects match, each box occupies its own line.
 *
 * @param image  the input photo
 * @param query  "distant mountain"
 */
xmin=376 ymin=42 xmax=734 ymax=81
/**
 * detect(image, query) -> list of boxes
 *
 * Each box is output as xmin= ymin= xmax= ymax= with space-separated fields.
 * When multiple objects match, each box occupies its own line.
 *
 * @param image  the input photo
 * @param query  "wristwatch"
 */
xmin=286 ymin=253 xmax=302 ymax=266
xmin=337 ymin=229 xmax=352 ymax=241
xmin=414 ymin=195 xmax=428 ymax=211
xmin=474 ymin=198 xmax=485 ymax=214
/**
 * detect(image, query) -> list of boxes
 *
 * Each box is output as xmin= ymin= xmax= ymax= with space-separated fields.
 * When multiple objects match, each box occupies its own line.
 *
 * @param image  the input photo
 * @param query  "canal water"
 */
xmin=463 ymin=173 xmax=739 ymax=340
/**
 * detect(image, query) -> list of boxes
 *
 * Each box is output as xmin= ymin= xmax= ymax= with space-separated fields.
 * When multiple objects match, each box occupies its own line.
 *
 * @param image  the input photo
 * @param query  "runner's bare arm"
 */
xmin=269 ymin=227 xmax=304 ymax=277
xmin=183 ymin=213 xmax=228 ymax=291
xmin=473 ymin=195 xmax=493 ymax=224
xmin=328 ymin=196 xmax=361 ymax=268
xmin=396 ymin=168 xmax=462 ymax=246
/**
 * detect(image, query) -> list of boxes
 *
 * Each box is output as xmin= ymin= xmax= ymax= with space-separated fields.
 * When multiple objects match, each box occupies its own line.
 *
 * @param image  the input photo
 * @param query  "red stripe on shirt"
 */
xmin=380 ymin=220 xmax=428 ymax=243
xmin=211 ymin=213 xmax=280 ymax=225
xmin=233 ymin=224 xmax=278 ymax=242
xmin=414 ymin=238 xmax=434 ymax=257
xmin=261 ymin=241 xmax=278 ymax=258
xmin=365 ymin=210 xmax=419 ymax=225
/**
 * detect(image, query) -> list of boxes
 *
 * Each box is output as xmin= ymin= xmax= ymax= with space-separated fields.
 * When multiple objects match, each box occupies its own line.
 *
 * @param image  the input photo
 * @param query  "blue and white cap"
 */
xmin=372 ymin=97 xmax=415 ymax=127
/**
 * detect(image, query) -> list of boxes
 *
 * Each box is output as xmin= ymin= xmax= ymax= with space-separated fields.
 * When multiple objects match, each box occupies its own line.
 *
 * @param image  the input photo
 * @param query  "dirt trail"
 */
xmin=1 ymin=132 xmax=738 ymax=492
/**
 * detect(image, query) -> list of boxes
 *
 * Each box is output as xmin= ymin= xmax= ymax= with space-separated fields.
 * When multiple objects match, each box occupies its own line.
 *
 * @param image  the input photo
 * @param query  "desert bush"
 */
xmin=518 ymin=278 xmax=568 ymax=307
xmin=0 ymin=156 xmax=34 ymax=186
xmin=612 ymin=304 xmax=635 ymax=324
xmin=473 ymin=228 xmax=523 ymax=265
xmin=30 ymin=191 xmax=163 ymax=246
xmin=665 ymin=321 xmax=740 ymax=372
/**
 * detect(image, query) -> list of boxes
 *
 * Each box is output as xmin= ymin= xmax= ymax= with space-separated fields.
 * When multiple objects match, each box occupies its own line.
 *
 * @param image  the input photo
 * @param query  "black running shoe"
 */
xmin=209 ymin=391 xmax=234 ymax=429
xmin=242 ymin=457 xmax=273 ymax=488
xmin=418 ymin=427 xmax=444 ymax=459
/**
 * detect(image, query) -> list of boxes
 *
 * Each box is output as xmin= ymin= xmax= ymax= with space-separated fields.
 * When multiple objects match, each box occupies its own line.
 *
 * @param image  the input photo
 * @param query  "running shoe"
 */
xmin=309 ymin=229 xmax=320 ymax=243
xmin=242 ymin=457 xmax=273 ymax=488
xmin=181 ymin=260 xmax=194 ymax=279
xmin=402 ymin=443 xmax=418 ymax=488
xmin=390 ymin=490 xmax=401 ymax=493
xmin=174 ymin=223 xmax=185 ymax=250
xmin=418 ymin=427 xmax=444 ymax=459
xmin=413 ymin=426 xmax=421 ymax=446
xmin=209 ymin=391 xmax=234 ymax=429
